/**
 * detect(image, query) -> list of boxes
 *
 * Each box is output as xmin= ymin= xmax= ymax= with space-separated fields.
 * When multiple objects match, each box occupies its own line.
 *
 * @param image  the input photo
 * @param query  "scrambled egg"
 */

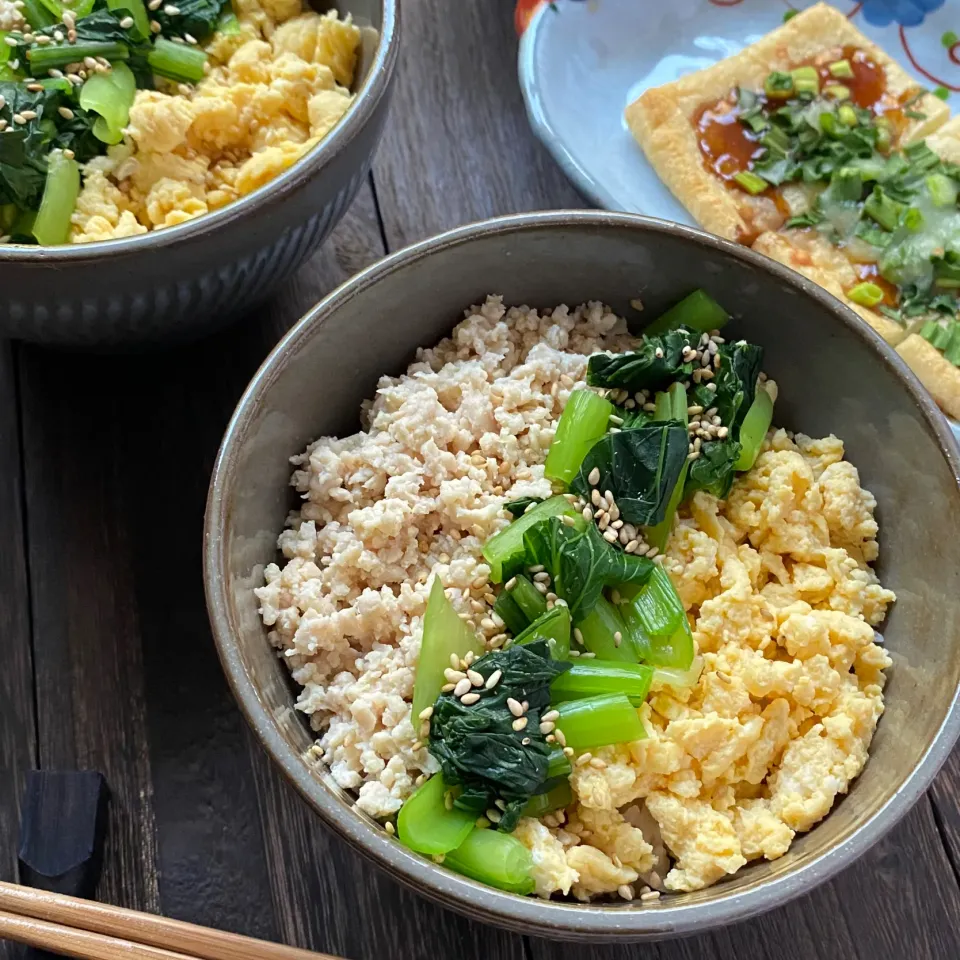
xmin=70 ymin=1 xmax=359 ymax=242
xmin=517 ymin=430 xmax=894 ymax=898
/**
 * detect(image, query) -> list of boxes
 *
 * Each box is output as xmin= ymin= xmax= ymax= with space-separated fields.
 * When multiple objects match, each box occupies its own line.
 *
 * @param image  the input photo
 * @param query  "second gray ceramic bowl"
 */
xmin=0 ymin=0 xmax=397 ymax=348
xmin=205 ymin=211 xmax=960 ymax=941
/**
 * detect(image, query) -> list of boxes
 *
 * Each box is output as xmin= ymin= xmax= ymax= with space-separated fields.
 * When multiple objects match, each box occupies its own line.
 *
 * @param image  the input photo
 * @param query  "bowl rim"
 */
xmin=204 ymin=210 xmax=960 ymax=940
xmin=0 ymin=0 xmax=398 ymax=262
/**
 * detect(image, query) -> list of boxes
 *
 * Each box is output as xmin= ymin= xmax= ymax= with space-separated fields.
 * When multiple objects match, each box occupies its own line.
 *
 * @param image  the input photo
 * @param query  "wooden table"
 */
xmin=2 ymin=2 xmax=960 ymax=957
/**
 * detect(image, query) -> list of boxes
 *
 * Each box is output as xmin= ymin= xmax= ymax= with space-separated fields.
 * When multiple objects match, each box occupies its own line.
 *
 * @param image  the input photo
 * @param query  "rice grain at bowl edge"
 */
xmin=254 ymin=295 xmax=895 ymax=901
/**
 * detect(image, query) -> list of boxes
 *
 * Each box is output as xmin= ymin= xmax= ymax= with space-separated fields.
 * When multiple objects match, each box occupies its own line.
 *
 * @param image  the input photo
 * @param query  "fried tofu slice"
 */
xmin=625 ymin=2 xmax=948 ymax=243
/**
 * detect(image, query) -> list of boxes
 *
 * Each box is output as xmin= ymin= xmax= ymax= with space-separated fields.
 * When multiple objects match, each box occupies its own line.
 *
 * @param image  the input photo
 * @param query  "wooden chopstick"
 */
xmin=0 ymin=909 xmax=197 ymax=960
xmin=0 ymin=881 xmax=341 ymax=960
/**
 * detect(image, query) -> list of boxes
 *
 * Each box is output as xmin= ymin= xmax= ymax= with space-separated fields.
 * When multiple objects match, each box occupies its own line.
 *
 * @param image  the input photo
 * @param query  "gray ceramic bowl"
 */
xmin=204 ymin=211 xmax=960 ymax=941
xmin=0 ymin=0 xmax=398 ymax=348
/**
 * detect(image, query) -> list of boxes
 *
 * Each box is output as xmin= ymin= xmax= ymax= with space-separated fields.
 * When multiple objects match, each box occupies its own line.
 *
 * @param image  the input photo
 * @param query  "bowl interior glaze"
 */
xmin=205 ymin=212 xmax=960 ymax=941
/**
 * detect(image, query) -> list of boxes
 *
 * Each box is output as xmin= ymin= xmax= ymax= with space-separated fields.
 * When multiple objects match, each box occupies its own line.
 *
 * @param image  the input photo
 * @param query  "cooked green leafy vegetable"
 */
xmin=549 ymin=659 xmax=654 ymax=705
xmin=544 ymin=388 xmax=613 ymax=486
xmin=397 ymin=773 xmax=476 ymax=856
xmin=411 ymin=577 xmax=483 ymax=721
xmin=586 ymin=326 xmax=700 ymax=393
xmin=521 ymin=516 xmax=655 ymax=621
xmin=569 ymin=423 xmax=689 ymax=527
xmin=554 ymin=693 xmax=646 ymax=749
xmin=503 ymin=497 xmax=541 ymax=519
xmin=151 ymin=0 xmax=227 ymax=43
xmin=514 ymin=605 xmax=571 ymax=660
xmin=483 ymin=495 xmax=580 ymax=582
xmin=643 ymin=289 xmax=729 ymax=337
xmin=427 ymin=639 xmax=571 ymax=832
xmin=442 ymin=825 xmax=535 ymax=893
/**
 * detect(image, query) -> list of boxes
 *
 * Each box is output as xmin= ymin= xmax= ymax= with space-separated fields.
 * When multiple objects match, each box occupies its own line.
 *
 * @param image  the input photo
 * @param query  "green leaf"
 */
xmin=684 ymin=440 xmax=742 ymax=499
xmin=151 ymin=0 xmax=227 ymax=42
xmin=521 ymin=517 xmax=655 ymax=621
xmin=586 ymin=327 xmax=698 ymax=393
xmin=569 ymin=423 xmax=688 ymax=528
xmin=427 ymin=639 xmax=571 ymax=832
xmin=503 ymin=497 xmax=541 ymax=519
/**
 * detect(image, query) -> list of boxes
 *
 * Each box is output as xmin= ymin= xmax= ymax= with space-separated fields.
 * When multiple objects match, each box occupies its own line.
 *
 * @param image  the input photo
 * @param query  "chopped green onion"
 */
xmin=107 ymin=0 xmax=151 ymax=39
xmin=411 ymin=577 xmax=483 ymax=720
xmin=903 ymin=206 xmax=924 ymax=231
xmin=838 ymin=105 xmax=858 ymax=128
xmin=148 ymin=36 xmax=208 ymax=83
xmin=927 ymin=173 xmax=959 ymax=207
xmin=864 ymin=186 xmax=903 ymax=231
xmin=483 ymin=495 xmax=581 ymax=583
xmin=761 ymin=123 xmax=790 ymax=156
xmin=921 ymin=320 xmax=953 ymax=350
xmin=494 ymin=591 xmax=528 ymax=636
xmin=790 ymin=65 xmax=819 ymax=95
xmin=443 ymin=826 xmax=535 ymax=894
xmin=29 ymin=41 xmax=130 ymax=71
xmin=554 ymin=694 xmax=646 ymax=749
xmin=32 ymin=150 xmax=79 ymax=246
xmin=397 ymin=775 xmax=475 ymax=856
xmin=546 ymin=744 xmax=573 ymax=783
xmin=544 ymin=388 xmax=614 ymax=487
xmin=764 ymin=71 xmax=793 ymax=99
xmin=643 ymin=289 xmax=729 ymax=337
xmin=735 ymin=382 xmax=774 ymax=471
xmin=508 ymin=574 xmax=549 ymax=623
xmin=875 ymin=119 xmax=892 ymax=153
xmin=550 ymin=660 xmax=654 ymax=706
xmin=523 ymin=781 xmax=572 ymax=819
xmin=847 ymin=281 xmax=885 ymax=308
xmin=934 ymin=258 xmax=960 ymax=289
xmin=824 ymin=84 xmax=850 ymax=101
xmin=79 ymin=62 xmax=136 ymax=145
xmin=515 ymin=606 xmax=571 ymax=660
xmin=828 ymin=58 xmax=854 ymax=79
xmin=945 ymin=323 xmax=960 ymax=366
xmin=733 ymin=170 xmax=768 ymax=195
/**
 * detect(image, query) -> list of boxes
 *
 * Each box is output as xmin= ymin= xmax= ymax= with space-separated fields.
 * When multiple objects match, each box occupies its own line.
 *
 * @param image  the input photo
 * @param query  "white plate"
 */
xmin=517 ymin=0 xmax=960 ymax=441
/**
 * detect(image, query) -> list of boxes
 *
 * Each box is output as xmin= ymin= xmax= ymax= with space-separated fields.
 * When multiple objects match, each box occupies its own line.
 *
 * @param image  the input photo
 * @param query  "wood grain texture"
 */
xmin=371 ymin=0 xmax=585 ymax=249
xmin=0 ymin=344 xmax=36 ymax=960
xmin=17 ymin=344 xmax=161 ymax=918
xmin=928 ymin=748 xmax=960 ymax=887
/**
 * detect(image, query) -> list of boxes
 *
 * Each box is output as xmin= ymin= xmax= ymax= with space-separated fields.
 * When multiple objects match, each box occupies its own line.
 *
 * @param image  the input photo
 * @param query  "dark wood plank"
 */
xmin=927 ymin=745 xmax=960 ymax=886
xmin=17 ymin=344 xmax=161 ymax=917
xmin=0 ymin=343 xmax=37 ymax=960
xmin=371 ymin=0 xmax=585 ymax=249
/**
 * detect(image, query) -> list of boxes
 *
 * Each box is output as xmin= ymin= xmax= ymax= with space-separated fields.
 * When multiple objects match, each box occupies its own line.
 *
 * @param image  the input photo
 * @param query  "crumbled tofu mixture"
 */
xmin=70 ymin=1 xmax=358 ymax=242
xmin=256 ymin=295 xmax=894 ymax=900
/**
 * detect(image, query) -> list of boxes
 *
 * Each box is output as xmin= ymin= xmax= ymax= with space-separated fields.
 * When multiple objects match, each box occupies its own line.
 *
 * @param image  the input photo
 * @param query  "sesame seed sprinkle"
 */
xmin=460 ymin=692 xmax=480 ymax=705
xmin=119 ymin=15 xmax=134 ymax=27
xmin=484 ymin=669 xmax=502 ymax=689
xmin=453 ymin=678 xmax=471 ymax=698
xmin=512 ymin=717 xmax=528 ymax=732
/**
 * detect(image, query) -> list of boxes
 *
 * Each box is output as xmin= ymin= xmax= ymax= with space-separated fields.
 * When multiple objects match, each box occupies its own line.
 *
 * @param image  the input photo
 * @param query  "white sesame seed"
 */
xmin=184 ymin=31 xmax=197 ymax=43
xmin=3 ymin=36 xmax=17 ymax=47
xmin=467 ymin=669 xmax=484 ymax=687
xmin=440 ymin=683 xmax=455 ymax=693
xmin=12 ymin=114 xmax=26 ymax=124
xmin=539 ymin=721 xmax=555 ymax=734
xmin=641 ymin=891 xmax=661 ymax=902
xmin=613 ymin=631 xmax=622 ymax=647
xmin=484 ymin=669 xmax=502 ymax=690
xmin=443 ymin=668 xmax=466 ymax=683
xmin=150 ymin=19 xmax=161 ymax=32
xmin=163 ymin=3 xmax=180 ymax=12
xmin=384 ymin=821 xmax=395 ymax=836
xmin=573 ymin=628 xmax=584 ymax=645
xmin=460 ymin=692 xmax=480 ymax=705
xmin=533 ymin=580 xmax=548 ymax=594
xmin=0 ymin=95 xmax=5 ymax=109
xmin=486 ymin=808 xmax=502 ymax=824
xmin=654 ymin=347 xmax=664 ymax=359
xmin=554 ymin=728 xmax=567 ymax=746
xmin=587 ymin=466 xmax=601 ymax=486
xmin=563 ymin=746 xmax=574 ymax=757
xmin=603 ymin=529 xmax=618 ymax=543
xmin=453 ymin=678 xmax=472 ymax=698
xmin=418 ymin=706 xmax=434 ymax=721
xmin=533 ymin=571 xmax=551 ymax=583
xmin=580 ymin=652 xmax=596 ymax=659
xmin=618 ymin=884 xmax=635 ymax=901
xmin=83 ymin=56 xmax=97 ymax=68
xmin=582 ymin=506 xmax=593 ymax=523
xmin=58 ymin=106 xmax=74 ymax=119
xmin=504 ymin=577 xmax=517 ymax=591
xmin=542 ymin=709 xmax=560 ymax=723
xmin=53 ymin=29 xmax=63 ymax=41
xmin=569 ymin=650 xmax=580 ymax=658
xmin=412 ymin=740 xmax=423 ymax=752
xmin=591 ymin=489 xmax=603 ymax=508
xmin=449 ymin=653 xmax=460 ymax=669
xmin=119 ymin=15 xmax=134 ymax=27
xmin=507 ymin=697 xmax=524 ymax=718
xmin=561 ymin=515 xmax=577 ymax=527
xmin=512 ymin=717 xmax=528 ymax=732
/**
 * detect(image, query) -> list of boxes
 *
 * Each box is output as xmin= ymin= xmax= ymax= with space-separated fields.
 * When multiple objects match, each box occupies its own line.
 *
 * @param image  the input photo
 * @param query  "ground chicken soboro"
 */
xmin=70 ymin=1 xmax=358 ymax=241
xmin=256 ymin=296 xmax=894 ymax=900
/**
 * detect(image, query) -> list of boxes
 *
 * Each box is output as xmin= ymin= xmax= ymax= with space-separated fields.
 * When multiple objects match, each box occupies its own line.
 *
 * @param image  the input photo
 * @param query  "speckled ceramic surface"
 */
xmin=517 ymin=0 xmax=960 ymax=442
xmin=206 ymin=211 xmax=960 ymax=942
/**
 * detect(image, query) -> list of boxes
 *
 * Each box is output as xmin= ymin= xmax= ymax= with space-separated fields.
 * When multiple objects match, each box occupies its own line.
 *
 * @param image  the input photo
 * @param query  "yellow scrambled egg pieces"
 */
xmin=70 ymin=1 xmax=359 ymax=242
xmin=517 ymin=431 xmax=894 ymax=899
